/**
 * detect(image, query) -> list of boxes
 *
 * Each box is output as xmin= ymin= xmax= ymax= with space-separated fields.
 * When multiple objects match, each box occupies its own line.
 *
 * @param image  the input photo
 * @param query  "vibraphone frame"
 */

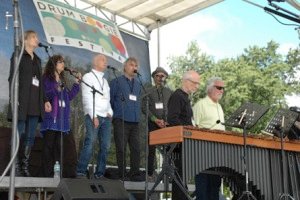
xmin=150 ymin=126 xmax=300 ymax=200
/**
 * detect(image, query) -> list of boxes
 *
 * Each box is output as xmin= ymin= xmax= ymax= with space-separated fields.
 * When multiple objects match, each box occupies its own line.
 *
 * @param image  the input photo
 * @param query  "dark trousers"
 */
xmin=113 ymin=118 xmax=140 ymax=176
xmin=42 ymin=131 xmax=77 ymax=178
xmin=148 ymin=121 xmax=159 ymax=176
xmin=42 ymin=131 xmax=61 ymax=177
xmin=195 ymin=173 xmax=221 ymax=200
xmin=172 ymin=144 xmax=189 ymax=200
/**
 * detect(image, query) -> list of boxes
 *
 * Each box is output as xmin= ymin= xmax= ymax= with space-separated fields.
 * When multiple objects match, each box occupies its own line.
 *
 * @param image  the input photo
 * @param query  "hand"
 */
xmin=155 ymin=119 xmax=165 ymax=128
xmin=75 ymin=72 xmax=82 ymax=84
xmin=45 ymin=102 xmax=52 ymax=112
xmin=93 ymin=117 xmax=99 ymax=128
xmin=107 ymin=113 xmax=112 ymax=119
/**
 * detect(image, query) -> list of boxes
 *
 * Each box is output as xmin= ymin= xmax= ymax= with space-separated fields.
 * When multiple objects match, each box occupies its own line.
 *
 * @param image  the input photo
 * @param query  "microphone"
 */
xmin=205 ymin=120 xmax=224 ymax=130
xmin=107 ymin=65 xmax=118 ymax=71
xmin=134 ymin=69 xmax=141 ymax=76
xmin=38 ymin=43 xmax=51 ymax=49
xmin=216 ymin=120 xmax=226 ymax=125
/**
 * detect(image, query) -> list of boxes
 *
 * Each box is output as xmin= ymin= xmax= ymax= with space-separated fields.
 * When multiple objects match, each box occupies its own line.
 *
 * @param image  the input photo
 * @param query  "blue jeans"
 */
xmin=77 ymin=115 xmax=111 ymax=176
xmin=17 ymin=116 xmax=39 ymax=147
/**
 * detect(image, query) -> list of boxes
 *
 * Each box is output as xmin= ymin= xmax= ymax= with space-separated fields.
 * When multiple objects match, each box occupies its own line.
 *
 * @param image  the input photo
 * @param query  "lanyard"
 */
xmin=126 ymin=78 xmax=134 ymax=93
xmin=91 ymin=71 xmax=104 ymax=91
xmin=156 ymin=87 xmax=162 ymax=101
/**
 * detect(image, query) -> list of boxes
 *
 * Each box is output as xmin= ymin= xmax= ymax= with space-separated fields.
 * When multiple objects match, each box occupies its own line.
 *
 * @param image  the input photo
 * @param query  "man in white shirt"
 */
xmin=192 ymin=77 xmax=225 ymax=200
xmin=77 ymin=54 xmax=113 ymax=179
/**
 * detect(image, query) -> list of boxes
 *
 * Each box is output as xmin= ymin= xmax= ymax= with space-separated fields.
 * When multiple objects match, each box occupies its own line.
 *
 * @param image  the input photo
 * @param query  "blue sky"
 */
xmin=149 ymin=0 xmax=300 ymax=106
xmin=149 ymin=0 xmax=299 ymax=71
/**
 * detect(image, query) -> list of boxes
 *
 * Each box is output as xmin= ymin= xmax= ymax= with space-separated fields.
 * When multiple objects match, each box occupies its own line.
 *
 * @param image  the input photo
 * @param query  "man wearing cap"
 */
xmin=142 ymin=67 xmax=173 ymax=181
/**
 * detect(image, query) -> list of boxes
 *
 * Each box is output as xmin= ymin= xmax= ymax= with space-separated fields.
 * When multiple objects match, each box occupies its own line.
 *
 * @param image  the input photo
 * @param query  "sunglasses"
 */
xmin=57 ymin=60 xmax=64 ymax=64
xmin=214 ymin=86 xmax=225 ymax=90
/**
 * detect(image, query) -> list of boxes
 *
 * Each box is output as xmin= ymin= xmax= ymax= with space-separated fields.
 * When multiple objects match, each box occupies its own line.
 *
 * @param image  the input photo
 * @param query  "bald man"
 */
xmin=167 ymin=70 xmax=201 ymax=200
xmin=77 ymin=54 xmax=113 ymax=179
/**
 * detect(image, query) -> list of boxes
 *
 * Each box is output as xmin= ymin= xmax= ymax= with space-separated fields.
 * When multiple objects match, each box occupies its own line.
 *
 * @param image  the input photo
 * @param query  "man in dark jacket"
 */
xmin=142 ymin=67 xmax=172 ymax=181
xmin=8 ymin=30 xmax=51 ymax=176
xmin=167 ymin=70 xmax=200 ymax=200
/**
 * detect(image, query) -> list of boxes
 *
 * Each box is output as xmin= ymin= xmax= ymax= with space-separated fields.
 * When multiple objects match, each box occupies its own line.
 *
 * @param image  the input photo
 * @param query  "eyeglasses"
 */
xmin=214 ymin=86 xmax=225 ymax=90
xmin=57 ymin=60 xmax=64 ymax=64
xmin=187 ymin=79 xmax=200 ymax=85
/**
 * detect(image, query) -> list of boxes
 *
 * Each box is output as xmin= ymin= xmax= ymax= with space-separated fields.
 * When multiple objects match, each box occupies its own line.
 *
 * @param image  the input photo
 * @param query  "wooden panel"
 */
xmin=150 ymin=126 xmax=300 ymax=152
xmin=149 ymin=126 xmax=184 ymax=145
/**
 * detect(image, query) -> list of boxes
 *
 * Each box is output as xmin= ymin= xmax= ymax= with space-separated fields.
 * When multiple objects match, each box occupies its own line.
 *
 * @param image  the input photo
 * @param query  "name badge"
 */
xmin=59 ymin=100 xmax=66 ymax=108
xmin=32 ymin=76 xmax=39 ymax=87
xmin=129 ymin=94 xmax=137 ymax=101
xmin=155 ymin=102 xmax=163 ymax=109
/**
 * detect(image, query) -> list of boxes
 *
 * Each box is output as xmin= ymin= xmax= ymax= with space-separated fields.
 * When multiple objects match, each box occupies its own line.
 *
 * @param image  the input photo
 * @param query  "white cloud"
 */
xmin=148 ymin=9 xmax=245 ymax=72
xmin=286 ymin=94 xmax=300 ymax=107
xmin=278 ymin=43 xmax=298 ymax=55
xmin=149 ymin=13 xmax=222 ymax=72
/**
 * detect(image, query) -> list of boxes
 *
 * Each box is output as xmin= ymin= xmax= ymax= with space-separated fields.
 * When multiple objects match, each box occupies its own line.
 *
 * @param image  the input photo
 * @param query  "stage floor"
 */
xmin=0 ymin=176 xmax=195 ymax=192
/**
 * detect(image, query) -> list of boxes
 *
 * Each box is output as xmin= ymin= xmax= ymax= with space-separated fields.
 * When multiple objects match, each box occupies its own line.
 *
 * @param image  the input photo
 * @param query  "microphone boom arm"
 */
xmin=67 ymin=70 xmax=103 ymax=96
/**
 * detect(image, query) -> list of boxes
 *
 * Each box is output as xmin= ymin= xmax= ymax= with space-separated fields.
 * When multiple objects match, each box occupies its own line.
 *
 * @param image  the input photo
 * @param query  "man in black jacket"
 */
xmin=167 ymin=70 xmax=201 ymax=200
xmin=8 ymin=30 xmax=51 ymax=176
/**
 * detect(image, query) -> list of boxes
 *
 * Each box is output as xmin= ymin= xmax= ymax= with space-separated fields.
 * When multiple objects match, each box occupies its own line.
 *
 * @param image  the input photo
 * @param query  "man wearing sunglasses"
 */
xmin=193 ymin=76 xmax=225 ymax=200
xmin=142 ymin=67 xmax=173 ymax=181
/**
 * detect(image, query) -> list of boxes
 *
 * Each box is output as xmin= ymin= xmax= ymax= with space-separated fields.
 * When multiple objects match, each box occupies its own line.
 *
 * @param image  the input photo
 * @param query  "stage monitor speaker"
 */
xmin=52 ymin=178 xmax=129 ymax=200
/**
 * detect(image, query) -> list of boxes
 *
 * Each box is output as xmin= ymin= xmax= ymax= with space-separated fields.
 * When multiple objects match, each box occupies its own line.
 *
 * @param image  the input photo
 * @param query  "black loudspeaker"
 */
xmin=52 ymin=178 xmax=129 ymax=200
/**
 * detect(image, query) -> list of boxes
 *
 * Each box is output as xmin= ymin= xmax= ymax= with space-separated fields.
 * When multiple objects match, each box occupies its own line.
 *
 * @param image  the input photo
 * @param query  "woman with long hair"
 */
xmin=41 ymin=54 xmax=81 ymax=177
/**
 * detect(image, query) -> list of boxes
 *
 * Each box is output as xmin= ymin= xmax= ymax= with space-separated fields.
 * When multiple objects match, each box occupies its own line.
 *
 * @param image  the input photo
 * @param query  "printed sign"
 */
xmin=33 ymin=0 xmax=128 ymax=62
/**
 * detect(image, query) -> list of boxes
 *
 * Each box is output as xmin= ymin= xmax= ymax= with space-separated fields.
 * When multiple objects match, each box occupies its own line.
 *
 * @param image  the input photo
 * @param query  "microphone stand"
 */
xmin=44 ymin=47 xmax=65 ymax=179
xmin=237 ymin=113 xmax=257 ymax=200
xmin=277 ymin=117 xmax=294 ymax=200
xmin=136 ymin=74 xmax=150 ymax=200
xmin=67 ymin=70 xmax=103 ymax=178
xmin=110 ymin=69 xmax=126 ymax=182
xmin=58 ymin=78 xmax=64 ymax=178
xmin=160 ymin=82 xmax=170 ymax=200
xmin=9 ymin=1 xmax=21 ymax=199
xmin=243 ymin=0 xmax=300 ymax=24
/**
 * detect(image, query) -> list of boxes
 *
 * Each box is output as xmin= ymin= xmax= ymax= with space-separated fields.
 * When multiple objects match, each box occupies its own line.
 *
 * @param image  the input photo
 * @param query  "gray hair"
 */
xmin=182 ymin=70 xmax=196 ymax=81
xmin=206 ymin=77 xmax=223 ymax=93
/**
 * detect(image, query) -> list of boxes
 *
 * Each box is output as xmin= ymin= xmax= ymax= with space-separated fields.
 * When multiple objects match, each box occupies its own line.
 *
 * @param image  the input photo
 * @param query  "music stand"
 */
xmin=225 ymin=102 xmax=269 ymax=200
xmin=264 ymin=109 xmax=299 ymax=200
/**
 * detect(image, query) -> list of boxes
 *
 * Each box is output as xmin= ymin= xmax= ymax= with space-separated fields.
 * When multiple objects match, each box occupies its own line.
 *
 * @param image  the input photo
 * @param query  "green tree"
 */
xmin=167 ymin=40 xmax=300 ymax=133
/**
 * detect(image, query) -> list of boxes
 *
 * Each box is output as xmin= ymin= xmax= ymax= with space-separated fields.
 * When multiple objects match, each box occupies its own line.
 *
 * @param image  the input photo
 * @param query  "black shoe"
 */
xmin=15 ymin=158 xmax=23 ymax=177
xmin=22 ymin=146 xmax=31 ymax=177
xmin=94 ymin=174 xmax=108 ymax=180
xmin=130 ymin=173 xmax=145 ymax=182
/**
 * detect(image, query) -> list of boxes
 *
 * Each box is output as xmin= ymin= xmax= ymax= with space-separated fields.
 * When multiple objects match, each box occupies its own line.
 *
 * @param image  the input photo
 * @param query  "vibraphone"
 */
xmin=150 ymin=126 xmax=300 ymax=200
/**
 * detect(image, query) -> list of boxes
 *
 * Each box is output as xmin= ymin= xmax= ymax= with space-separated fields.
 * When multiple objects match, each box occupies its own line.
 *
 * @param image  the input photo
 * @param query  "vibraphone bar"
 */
xmin=150 ymin=126 xmax=300 ymax=200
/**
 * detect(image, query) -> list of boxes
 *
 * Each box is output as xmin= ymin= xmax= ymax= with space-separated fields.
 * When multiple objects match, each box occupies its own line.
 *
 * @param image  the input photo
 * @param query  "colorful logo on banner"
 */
xmin=33 ymin=0 xmax=128 ymax=62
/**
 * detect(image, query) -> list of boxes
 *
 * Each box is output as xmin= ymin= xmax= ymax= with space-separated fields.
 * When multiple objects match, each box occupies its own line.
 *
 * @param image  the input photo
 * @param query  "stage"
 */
xmin=0 ymin=176 xmax=195 ymax=200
